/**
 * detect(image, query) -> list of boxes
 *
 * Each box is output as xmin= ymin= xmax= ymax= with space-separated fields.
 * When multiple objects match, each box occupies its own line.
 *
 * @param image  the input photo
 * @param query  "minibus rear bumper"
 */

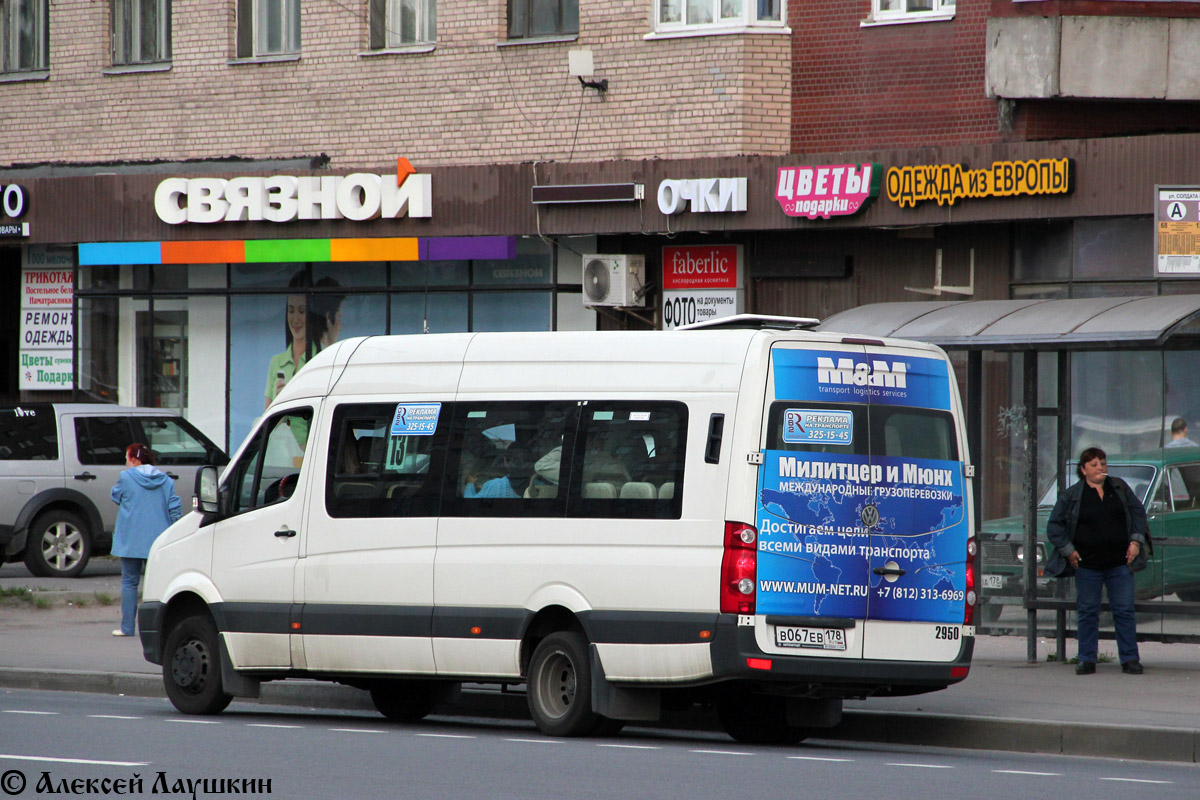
xmin=708 ymin=615 xmax=973 ymax=694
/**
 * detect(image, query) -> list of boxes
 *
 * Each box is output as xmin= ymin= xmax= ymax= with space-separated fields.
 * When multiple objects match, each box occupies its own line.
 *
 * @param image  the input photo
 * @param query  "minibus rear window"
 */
xmin=766 ymin=401 xmax=958 ymax=462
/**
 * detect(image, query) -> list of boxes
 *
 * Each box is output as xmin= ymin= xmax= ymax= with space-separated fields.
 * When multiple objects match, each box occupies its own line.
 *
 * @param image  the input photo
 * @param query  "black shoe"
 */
xmin=1122 ymin=660 xmax=1144 ymax=675
xmin=1075 ymin=661 xmax=1096 ymax=675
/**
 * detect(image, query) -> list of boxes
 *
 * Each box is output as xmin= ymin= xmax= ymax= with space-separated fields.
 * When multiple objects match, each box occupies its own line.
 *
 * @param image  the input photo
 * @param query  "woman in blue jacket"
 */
xmin=110 ymin=443 xmax=182 ymax=637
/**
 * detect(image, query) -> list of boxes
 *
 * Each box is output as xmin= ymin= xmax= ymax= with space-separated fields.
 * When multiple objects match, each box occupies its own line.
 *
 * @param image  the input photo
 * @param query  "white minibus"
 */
xmin=140 ymin=316 xmax=976 ymax=743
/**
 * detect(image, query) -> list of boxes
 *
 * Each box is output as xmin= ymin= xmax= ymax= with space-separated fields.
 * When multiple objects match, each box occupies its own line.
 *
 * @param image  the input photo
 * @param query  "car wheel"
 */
xmin=370 ymin=681 xmax=447 ymax=722
xmin=163 ymin=615 xmax=233 ymax=715
xmin=979 ymin=603 xmax=1004 ymax=624
xmin=527 ymin=631 xmax=603 ymax=737
xmin=1176 ymin=589 xmax=1200 ymax=603
xmin=717 ymin=687 xmax=808 ymax=745
xmin=24 ymin=510 xmax=90 ymax=578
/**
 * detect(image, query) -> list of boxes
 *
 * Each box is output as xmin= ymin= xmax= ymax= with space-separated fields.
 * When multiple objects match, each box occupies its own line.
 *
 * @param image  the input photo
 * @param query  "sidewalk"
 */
xmin=3 ymin=561 xmax=1198 ymax=762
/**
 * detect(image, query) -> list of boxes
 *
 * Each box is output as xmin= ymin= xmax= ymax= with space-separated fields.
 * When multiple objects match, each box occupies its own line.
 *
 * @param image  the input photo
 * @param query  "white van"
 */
xmin=140 ymin=317 xmax=976 ymax=743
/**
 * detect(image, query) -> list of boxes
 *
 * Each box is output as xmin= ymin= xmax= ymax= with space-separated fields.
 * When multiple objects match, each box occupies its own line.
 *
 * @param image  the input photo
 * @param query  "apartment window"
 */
xmin=1 ymin=0 xmax=48 ymax=72
xmin=112 ymin=0 xmax=171 ymax=65
xmin=236 ymin=0 xmax=300 ymax=58
xmin=870 ymin=0 xmax=954 ymax=23
xmin=369 ymin=0 xmax=435 ymax=48
xmin=508 ymin=0 xmax=578 ymax=39
xmin=657 ymin=0 xmax=783 ymax=30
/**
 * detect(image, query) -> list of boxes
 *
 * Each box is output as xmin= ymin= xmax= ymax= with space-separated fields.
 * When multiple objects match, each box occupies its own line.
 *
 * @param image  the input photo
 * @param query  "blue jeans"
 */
xmin=1075 ymin=564 xmax=1139 ymax=664
xmin=120 ymin=557 xmax=146 ymax=636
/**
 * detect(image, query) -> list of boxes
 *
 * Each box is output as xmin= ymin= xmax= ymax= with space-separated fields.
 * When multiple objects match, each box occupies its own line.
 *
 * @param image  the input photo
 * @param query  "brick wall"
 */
xmin=0 ymin=1 xmax=790 ymax=169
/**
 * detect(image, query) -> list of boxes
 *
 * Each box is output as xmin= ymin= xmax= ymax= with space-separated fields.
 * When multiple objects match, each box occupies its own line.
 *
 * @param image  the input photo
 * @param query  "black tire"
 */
xmin=370 ymin=681 xmax=444 ymax=722
xmin=527 ymin=631 xmax=602 ymax=737
xmin=717 ymin=689 xmax=808 ymax=745
xmin=24 ymin=510 xmax=90 ymax=578
xmin=1177 ymin=589 xmax=1200 ymax=602
xmin=162 ymin=615 xmax=232 ymax=715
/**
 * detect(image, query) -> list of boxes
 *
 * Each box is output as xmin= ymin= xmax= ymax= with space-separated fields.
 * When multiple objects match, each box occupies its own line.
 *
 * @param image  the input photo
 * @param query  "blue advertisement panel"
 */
xmin=756 ymin=450 xmax=967 ymax=623
xmin=773 ymin=348 xmax=952 ymax=411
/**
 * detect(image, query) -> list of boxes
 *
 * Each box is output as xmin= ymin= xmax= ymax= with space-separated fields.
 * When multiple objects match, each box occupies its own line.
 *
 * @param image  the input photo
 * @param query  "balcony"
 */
xmin=986 ymin=14 xmax=1200 ymax=100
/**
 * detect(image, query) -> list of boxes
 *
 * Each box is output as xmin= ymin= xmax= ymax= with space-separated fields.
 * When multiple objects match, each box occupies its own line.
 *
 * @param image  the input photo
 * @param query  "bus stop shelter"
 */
xmin=816 ymin=295 xmax=1200 ymax=660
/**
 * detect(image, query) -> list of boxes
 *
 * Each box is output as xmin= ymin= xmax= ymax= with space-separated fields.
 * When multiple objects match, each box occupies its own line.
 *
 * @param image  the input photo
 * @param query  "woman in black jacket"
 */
xmin=1045 ymin=447 xmax=1149 ymax=675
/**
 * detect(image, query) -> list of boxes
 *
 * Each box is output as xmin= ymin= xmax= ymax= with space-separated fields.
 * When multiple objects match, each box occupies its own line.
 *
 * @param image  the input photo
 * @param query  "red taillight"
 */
xmin=964 ymin=537 xmax=977 ymax=626
xmin=720 ymin=521 xmax=757 ymax=615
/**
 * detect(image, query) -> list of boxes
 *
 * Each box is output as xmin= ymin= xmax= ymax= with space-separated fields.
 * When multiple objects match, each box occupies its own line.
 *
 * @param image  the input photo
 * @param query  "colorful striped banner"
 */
xmin=79 ymin=236 xmax=515 ymax=266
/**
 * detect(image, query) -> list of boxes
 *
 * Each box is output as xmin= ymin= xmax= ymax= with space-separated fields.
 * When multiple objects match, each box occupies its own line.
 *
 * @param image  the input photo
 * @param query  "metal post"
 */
xmin=1056 ymin=350 xmax=1071 ymax=663
xmin=1023 ymin=350 xmax=1039 ymax=663
xmin=967 ymin=351 xmax=983 ymax=625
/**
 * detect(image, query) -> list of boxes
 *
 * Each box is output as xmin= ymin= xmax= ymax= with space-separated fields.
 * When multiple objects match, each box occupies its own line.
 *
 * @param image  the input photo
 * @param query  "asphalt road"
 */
xmin=2 ymin=689 xmax=1198 ymax=800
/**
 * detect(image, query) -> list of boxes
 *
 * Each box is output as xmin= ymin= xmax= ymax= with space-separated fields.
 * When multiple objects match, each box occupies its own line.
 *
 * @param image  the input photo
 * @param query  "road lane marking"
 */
xmin=88 ymin=715 xmax=141 ymax=720
xmin=887 ymin=763 xmax=953 ymax=769
xmin=504 ymin=738 xmax=563 ymax=745
xmin=415 ymin=733 xmax=475 ymax=739
xmin=330 ymin=728 xmax=385 ymax=734
xmin=994 ymin=770 xmax=1061 ymax=776
xmin=597 ymin=744 xmax=662 ymax=750
xmin=166 ymin=718 xmax=221 ymax=724
xmin=789 ymin=756 xmax=854 ymax=762
xmin=247 ymin=723 xmax=303 ymax=729
xmin=2 ymin=710 xmax=57 ymax=715
xmin=1 ymin=754 xmax=148 ymax=767
xmin=1100 ymin=778 xmax=1172 ymax=785
xmin=690 ymin=749 xmax=752 ymax=756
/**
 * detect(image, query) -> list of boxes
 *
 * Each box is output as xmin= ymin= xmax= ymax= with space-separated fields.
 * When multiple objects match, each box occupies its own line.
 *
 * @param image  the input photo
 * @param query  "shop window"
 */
xmin=390 ymin=292 xmax=468 ymax=334
xmin=868 ymin=0 xmax=953 ymax=23
xmin=78 ymin=297 xmax=120 ymax=403
xmin=325 ymin=402 xmax=447 ymax=518
xmin=112 ymin=0 xmax=171 ymax=66
xmin=1073 ymin=217 xmax=1153 ymax=280
xmin=137 ymin=306 xmax=187 ymax=413
xmin=473 ymin=291 xmax=552 ymax=331
xmin=236 ymin=0 xmax=300 ymax=58
xmin=1 ymin=0 xmax=48 ymax=73
xmin=656 ymin=0 xmax=784 ymax=32
xmin=507 ymin=0 xmax=577 ymax=39
xmin=1013 ymin=221 xmax=1071 ymax=283
xmin=391 ymin=260 xmax=468 ymax=287
xmin=369 ymin=0 xmax=435 ymax=48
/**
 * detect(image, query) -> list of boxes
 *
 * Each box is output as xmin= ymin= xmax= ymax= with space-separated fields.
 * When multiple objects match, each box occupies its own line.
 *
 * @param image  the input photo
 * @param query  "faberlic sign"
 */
xmin=775 ymin=163 xmax=879 ymax=220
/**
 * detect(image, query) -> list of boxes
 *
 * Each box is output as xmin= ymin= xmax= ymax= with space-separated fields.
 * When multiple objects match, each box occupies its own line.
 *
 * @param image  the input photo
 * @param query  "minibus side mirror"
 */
xmin=195 ymin=466 xmax=220 ymax=515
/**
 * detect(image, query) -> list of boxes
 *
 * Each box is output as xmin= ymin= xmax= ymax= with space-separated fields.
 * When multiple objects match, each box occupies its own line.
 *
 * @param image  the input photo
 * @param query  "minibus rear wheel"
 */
xmin=527 ymin=631 xmax=603 ymax=737
xmin=163 ymin=615 xmax=233 ymax=715
xmin=717 ymin=688 xmax=808 ymax=745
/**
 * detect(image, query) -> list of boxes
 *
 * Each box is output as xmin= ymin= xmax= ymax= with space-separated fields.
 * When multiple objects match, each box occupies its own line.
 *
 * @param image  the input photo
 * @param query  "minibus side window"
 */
xmin=325 ymin=402 xmax=448 ymax=518
xmin=441 ymin=401 xmax=576 ymax=518
xmin=227 ymin=408 xmax=313 ymax=515
xmin=569 ymin=401 xmax=686 ymax=520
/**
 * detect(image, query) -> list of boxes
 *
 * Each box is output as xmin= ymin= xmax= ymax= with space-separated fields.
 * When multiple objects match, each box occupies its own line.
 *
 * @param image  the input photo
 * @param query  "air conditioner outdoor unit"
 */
xmin=581 ymin=254 xmax=645 ymax=308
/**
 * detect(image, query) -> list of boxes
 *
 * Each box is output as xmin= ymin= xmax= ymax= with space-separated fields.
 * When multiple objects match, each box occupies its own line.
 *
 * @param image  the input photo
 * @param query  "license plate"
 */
xmin=774 ymin=625 xmax=846 ymax=651
xmin=982 ymin=574 xmax=1003 ymax=590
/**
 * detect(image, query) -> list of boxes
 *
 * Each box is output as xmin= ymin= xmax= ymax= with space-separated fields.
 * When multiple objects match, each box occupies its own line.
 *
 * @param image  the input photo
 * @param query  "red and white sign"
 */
xmin=22 ymin=268 xmax=73 ymax=308
xmin=775 ymin=163 xmax=879 ymax=219
xmin=662 ymin=245 xmax=739 ymax=290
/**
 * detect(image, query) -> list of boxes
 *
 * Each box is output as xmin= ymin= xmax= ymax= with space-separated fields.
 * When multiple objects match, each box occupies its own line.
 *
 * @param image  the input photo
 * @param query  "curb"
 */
xmin=1 ymin=668 xmax=1195 ymax=763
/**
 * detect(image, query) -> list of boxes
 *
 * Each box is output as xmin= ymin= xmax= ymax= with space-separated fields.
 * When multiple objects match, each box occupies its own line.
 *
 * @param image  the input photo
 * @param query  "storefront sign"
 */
xmin=20 ymin=264 xmax=74 ymax=390
xmin=1156 ymin=186 xmax=1200 ymax=275
xmin=1 ymin=183 xmax=30 ymax=236
xmin=657 ymin=178 xmax=747 ymax=214
xmin=886 ymin=158 xmax=1073 ymax=208
xmin=775 ymin=164 xmax=879 ymax=219
xmin=661 ymin=245 xmax=743 ymax=330
xmin=154 ymin=172 xmax=432 ymax=224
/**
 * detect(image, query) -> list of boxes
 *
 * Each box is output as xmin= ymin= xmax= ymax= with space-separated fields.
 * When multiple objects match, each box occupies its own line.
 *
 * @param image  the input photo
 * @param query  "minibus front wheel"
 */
xmin=162 ymin=614 xmax=233 ymax=715
xmin=527 ymin=631 xmax=605 ymax=737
